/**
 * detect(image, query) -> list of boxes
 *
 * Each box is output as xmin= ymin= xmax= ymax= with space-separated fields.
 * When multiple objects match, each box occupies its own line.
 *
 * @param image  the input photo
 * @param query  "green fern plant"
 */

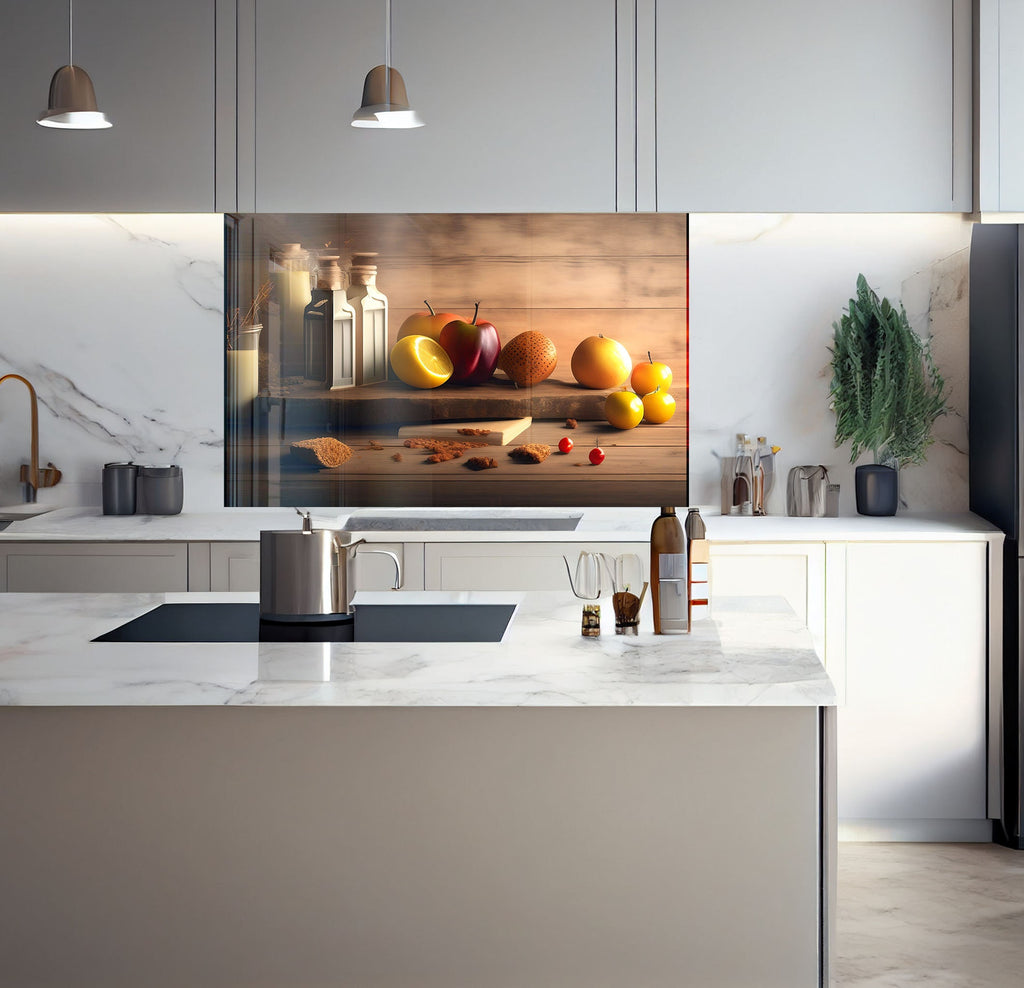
xmin=829 ymin=274 xmax=947 ymax=466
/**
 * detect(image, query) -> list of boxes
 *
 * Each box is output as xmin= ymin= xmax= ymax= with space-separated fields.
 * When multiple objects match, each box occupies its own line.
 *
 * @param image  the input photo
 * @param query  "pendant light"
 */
xmin=37 ymin=0 xmax=112 ymax=129
xmin=351 ymin=0 xmax=423 ymax=129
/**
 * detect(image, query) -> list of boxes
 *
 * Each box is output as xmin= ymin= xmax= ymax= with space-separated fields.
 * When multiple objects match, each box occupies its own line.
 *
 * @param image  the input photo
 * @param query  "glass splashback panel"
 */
xmin=225 ymin=213 xmax=688 ymax=507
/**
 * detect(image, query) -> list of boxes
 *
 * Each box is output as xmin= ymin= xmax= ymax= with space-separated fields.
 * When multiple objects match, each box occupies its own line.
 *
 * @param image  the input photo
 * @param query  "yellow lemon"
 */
xmin=642 ymin=388 xmax=676 ymax=424
xmin=390 ymin=334 xmax=453 ymax=389
xmin=605 ymin=389 xmax=644 ymax=430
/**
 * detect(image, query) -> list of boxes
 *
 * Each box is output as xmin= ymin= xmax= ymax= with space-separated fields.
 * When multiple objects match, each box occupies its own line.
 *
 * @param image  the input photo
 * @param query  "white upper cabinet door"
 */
xmin=978 ymin=0 xmax=1024 ymax=212
xmin=656 ymin=0 xmax=972 ymax=212
xmin=250 ymin=0 xmax=617 ymax=212
xmin=0 ymin=0 xmax=216 ymax=212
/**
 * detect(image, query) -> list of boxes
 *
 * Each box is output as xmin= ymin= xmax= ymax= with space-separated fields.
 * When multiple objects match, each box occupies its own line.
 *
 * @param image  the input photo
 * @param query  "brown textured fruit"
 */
xmin=497 ymin=331 xmax=557 ymax=387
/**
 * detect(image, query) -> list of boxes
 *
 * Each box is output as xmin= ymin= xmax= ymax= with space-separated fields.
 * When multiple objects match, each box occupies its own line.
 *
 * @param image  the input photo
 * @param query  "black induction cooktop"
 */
xmin=93 ymin=602 xmax=516 ymax=644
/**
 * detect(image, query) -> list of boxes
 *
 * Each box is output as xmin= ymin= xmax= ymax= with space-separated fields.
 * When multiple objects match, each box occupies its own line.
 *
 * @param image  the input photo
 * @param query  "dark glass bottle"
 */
xmin=651 ymin=506 xmax=687 ymax=634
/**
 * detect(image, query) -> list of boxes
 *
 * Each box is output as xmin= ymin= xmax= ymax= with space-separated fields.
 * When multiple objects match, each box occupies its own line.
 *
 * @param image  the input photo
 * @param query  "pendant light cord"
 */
xmin=69 ymin=0 xmax=74 ymax=66
xmin=384 ymin=0 xmax=392 ymax=106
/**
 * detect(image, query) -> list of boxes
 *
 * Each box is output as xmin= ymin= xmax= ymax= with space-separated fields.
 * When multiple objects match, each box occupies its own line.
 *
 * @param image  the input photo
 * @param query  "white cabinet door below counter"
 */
xmin=838 ymin=541 xmax=989 ymax=841
xmin=424 ymin=542 xmax=648 ymax=592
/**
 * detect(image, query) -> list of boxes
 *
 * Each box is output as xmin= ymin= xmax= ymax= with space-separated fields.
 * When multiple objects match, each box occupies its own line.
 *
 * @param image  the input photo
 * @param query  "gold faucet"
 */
xmin=0 ymin=373 xmax=62 ymax=503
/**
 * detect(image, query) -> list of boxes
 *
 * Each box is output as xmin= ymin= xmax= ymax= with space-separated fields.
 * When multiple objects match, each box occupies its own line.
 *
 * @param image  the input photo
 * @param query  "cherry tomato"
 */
xmin=558 ymin=436 xmax=574 ymax=454
xmin=589 ymin=446 xmax=606 ymax=465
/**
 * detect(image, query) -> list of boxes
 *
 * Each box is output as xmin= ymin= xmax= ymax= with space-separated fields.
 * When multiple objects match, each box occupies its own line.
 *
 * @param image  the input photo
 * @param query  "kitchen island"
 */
xmin=0 ymin=590 xmax=835 ymax=988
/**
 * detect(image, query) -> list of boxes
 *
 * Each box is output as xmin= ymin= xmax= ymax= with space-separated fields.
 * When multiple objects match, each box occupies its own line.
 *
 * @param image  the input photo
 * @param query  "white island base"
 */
xmin=0 ymin=704 xmax=834 ymax=988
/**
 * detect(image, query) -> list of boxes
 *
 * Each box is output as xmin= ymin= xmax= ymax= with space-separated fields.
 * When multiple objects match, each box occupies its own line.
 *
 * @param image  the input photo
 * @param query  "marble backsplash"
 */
xmin=0 ymin=211 xmax=973 ymax=515
xmin=688 ymin=213 xmax=974 ymax=515
xmin=0 ymin=214 xmax=224 ymax=510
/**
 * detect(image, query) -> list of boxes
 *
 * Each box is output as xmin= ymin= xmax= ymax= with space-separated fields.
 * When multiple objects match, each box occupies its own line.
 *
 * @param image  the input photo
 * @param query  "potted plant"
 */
xmin=829 ymin=274 xmax=947 ymax=515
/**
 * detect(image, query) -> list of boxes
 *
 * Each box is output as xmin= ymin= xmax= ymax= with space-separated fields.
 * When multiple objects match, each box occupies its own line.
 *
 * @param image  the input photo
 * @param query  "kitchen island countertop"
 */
xmin=0 ymin=590 xmax=835 ymax=708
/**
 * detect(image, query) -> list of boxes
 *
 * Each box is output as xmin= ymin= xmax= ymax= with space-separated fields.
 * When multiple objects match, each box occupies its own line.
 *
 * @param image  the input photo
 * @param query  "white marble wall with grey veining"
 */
xmin=0 ymin=214 xmax=223 ymax=510
xmin=0 ymin=212 xmax=973 ymax=516
xmin=688 ymin=214 xmax=974 ymax=515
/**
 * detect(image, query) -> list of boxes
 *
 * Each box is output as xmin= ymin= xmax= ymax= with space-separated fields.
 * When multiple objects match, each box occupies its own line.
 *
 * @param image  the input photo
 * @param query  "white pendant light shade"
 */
xmin=351 ymin=0 xmax=423 ymax=129
xmin=37 ymin=65 xmax=111 ymax=129
xmin=37 ymin=0 xmax=111 ymax=130
xmin=351 ymin=65 xmax=424 ymax=129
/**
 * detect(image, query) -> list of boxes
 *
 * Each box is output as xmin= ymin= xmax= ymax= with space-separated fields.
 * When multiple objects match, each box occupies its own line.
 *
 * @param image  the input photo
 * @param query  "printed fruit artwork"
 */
xmin=438 ymin=302 xmax=502 ymax=386
xmin=389 ymin=335 xmax=453 ymax=389
xmin=497 ymin=330 xmax=558 ymax=387
xmin=642 ymin=387 xmax=676 ymax=424
xmin=397 ymin=301 xmax=463 ymax=342
xmin=630 ymin=352 xmax=673 ymax=396
xmin=570 ymin=335 xmax=632 ymax=389
xmin=558 ymin=436 xmax=574 ymax=453
xmin=604 ymin=389 xmax=644 ymax=430
xmin=589 ymin=445 xmax=606 ymax=465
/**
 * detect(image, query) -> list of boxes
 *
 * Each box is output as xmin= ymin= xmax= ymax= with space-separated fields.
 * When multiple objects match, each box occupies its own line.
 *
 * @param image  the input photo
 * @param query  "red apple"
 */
xmin=438 ymin=302 xmax=502 ymax=386
xmin=398 ymin=301 xmax=463 ymax=342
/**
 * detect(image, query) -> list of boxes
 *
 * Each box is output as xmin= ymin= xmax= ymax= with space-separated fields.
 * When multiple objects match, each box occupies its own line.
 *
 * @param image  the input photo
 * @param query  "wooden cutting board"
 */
xmin=397 ymin=416 xmax=532 ymax=446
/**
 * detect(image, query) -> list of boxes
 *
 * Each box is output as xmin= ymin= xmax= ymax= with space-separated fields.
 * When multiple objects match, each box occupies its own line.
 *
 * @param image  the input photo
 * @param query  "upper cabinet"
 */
xmin=243 ymin=0 xmax=617 ymax=213
xmin=0 ymin=0 xmax=216 ymax=212
xmin=655 ymin=0 xmax=972 ymax=212
xmin=977 ymin=0 xmax=1024 ymax=213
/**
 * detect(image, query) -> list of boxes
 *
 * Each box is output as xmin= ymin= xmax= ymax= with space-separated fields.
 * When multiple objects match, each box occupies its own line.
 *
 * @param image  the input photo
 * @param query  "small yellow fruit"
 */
xmin=631 ymin=357 xmax=673 ymax=397
xmin=642 ymin=388 xmax=676 ymax=424
xmin=389 ymin=334 xmax=453 ymax=389
xmin=605 ymin=389 xmax=644 ymax=430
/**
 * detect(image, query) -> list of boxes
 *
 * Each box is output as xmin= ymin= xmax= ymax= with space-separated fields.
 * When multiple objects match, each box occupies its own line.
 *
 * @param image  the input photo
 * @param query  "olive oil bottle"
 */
xmin=651 ymin=506 xmax=687 ymax=634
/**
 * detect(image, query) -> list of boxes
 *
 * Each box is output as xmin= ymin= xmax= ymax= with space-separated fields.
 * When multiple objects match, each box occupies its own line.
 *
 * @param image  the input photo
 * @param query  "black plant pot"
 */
xmin=855 ymin=464 xmax=898 ymax=516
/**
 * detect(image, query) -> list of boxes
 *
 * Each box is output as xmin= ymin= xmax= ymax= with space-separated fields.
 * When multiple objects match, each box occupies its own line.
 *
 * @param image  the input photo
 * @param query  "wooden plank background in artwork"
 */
xmin=242 ymin=213 xmax=688 ymax=507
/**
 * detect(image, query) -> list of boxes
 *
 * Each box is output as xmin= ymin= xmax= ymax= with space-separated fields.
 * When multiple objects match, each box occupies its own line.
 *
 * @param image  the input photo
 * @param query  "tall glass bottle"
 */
xmin=651 ymin=506 xmax=688 ymax=634
xmin=348 ymin=252 xmax=388 ymax=385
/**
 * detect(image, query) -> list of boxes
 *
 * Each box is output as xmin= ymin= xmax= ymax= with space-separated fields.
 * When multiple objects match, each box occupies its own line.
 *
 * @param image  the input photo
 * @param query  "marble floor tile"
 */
xmin=836 ymin=843 xmax=1024 ymax=987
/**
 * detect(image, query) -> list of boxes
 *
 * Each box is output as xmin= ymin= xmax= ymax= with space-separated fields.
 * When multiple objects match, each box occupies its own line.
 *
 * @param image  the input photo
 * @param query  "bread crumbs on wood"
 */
xmin=465 ymin=456 xmax=498 ymax=470
xmin=290 ymin=437 xmax=353 ymax=468
xmin=426 ymin=450 xmax=462 ymax=463
xmin=509 ymin=443 xmax=551 ymax=463
xmin=565 ymin=418 xmax=578 ymax=429
xmin=457 ymin=427 xmax=492 ymax=437
xmin=391 ymin=452 xmax=403 ymax=462
xmin=403 ymin=437 xmax=488 ymax=456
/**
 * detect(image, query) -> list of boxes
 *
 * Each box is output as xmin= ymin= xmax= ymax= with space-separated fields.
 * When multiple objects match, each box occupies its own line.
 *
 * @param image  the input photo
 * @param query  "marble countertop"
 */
xmin=0 ymin=590 xmax=835 ymax=708
xmin=0 ymin=505 xmax=1003 ymax=544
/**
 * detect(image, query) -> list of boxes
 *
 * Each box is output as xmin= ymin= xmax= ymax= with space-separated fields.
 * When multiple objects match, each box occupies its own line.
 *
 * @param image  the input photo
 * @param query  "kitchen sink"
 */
xmin=0 ymin=503 xmax=57 ymax=522
xmin=341 ymin=510 xmax=583 ymax=532
xmin=93 ymin=601 xmax=517 ymax=644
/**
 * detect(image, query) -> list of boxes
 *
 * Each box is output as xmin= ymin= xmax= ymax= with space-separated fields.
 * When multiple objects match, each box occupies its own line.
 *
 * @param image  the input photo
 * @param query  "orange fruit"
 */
xmin=642 ymin=388 xmax=676 ymax=424
xmin=605 ymin=390 xmax=644 ymax=430
xmin=571 ymin=335 xmax=632 ymax=390
xmin=389 ymin=335 xmax=453 ymax=388
xmin=497 ymin=330 xmax=557 ymax=386
xmin=631 ymin=357 xmax=673 ymax=396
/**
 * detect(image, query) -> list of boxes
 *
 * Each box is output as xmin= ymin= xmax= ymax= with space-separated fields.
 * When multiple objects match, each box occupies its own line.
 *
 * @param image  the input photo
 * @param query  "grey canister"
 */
xmin=102 ymin=462 xmax=137 ymax=515
xmin=136 ymin=465 xmax=184 ymax=515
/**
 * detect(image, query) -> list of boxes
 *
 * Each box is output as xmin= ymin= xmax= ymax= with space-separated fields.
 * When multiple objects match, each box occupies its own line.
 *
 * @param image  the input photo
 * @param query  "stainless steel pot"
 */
xmin=259 ymin=510 xmax=402 ymax=620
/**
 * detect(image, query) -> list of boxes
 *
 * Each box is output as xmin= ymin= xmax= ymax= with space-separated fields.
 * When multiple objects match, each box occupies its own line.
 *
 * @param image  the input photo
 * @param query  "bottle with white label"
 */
xmin=347 ymin=252 xmax=388 ymax=385
xmin=651 ymin=506 xmax=688 ymax=634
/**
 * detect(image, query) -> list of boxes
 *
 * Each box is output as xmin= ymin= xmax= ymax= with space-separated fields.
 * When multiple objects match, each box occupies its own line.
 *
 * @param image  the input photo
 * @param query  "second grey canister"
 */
xmin=136 ymin=465 xmax=184 ymax=515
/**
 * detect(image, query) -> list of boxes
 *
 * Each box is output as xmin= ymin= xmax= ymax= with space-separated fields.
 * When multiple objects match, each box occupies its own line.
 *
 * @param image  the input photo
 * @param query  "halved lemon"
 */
xmin=390 ymin=334 xmax=454 ymax=389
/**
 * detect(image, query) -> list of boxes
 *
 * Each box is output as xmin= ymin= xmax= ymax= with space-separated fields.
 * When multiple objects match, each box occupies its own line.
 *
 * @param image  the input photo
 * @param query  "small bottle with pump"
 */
xmin=651 ymin=506 xmax=688 ymax=634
